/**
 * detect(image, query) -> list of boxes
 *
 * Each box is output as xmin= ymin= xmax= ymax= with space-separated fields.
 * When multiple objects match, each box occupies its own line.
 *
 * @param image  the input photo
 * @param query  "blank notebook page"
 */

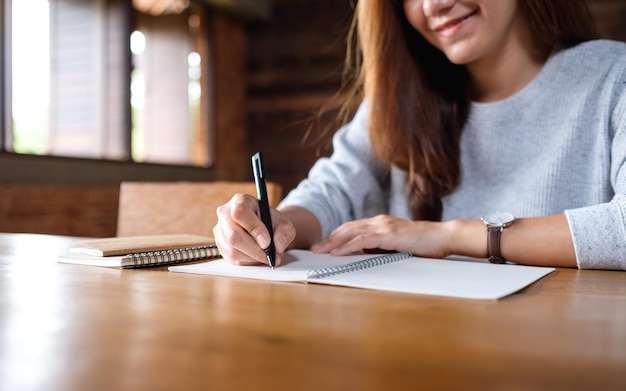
xmin=169 ymin=249 xmax=555 ymax=300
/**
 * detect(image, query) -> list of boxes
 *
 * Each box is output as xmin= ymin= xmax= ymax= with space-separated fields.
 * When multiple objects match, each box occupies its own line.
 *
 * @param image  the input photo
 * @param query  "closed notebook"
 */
xmin=58 ymin=234 xmax=220 ymax=268
xmin=169 ymin=249 xmax=555 ymax=300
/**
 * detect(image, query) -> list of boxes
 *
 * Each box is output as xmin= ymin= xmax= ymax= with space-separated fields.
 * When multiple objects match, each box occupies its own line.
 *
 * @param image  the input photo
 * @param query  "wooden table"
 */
xmin=0 ymin=233 xmax=625 ymax=390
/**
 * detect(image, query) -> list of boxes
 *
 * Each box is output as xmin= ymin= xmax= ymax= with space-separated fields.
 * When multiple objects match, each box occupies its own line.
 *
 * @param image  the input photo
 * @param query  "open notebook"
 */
xmin=169 ymin=249 xmax=555 ymax=300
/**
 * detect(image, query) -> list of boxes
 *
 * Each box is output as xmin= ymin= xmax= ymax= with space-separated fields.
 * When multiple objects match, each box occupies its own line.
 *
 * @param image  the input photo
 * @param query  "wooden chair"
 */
xmin=116 ymin=181 xmax=282 ymax=237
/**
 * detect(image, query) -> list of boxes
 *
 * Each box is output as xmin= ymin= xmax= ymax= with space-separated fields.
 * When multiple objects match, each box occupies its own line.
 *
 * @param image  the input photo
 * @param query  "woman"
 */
xmin=214 ymin=0 xmax=626 ymax=270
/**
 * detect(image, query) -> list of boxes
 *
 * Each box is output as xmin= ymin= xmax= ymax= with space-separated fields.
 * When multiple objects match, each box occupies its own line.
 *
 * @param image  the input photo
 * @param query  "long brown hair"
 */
xmin=333 ymin=0 xmax=597 ymax=220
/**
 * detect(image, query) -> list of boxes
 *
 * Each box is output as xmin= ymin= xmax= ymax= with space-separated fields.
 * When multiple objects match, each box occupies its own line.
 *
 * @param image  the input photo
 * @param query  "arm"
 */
xmin=562 ymin=55 xmax=626 ymax=270
xmin=278 ymin=205 xmax=322 ymax=249
xmin=310 ymin=213 xmax=577 ymax=267
xmin=278 ymin=102 xmax=392 ymax=239
xmin=448 ymin=214 xmax=577 ymax=267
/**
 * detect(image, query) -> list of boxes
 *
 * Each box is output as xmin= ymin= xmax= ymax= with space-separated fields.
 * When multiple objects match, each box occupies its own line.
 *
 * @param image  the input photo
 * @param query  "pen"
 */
xmin=252 ymin=152 xmax=276 ymax=269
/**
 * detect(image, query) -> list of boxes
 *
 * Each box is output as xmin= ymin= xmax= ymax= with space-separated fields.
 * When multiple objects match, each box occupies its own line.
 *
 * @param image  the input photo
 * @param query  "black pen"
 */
xmin=252 ymin=152 xmax=276 ymax=269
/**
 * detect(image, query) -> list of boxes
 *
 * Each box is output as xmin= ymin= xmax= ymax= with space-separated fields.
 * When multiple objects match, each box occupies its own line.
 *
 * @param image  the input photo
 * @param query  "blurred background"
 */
xmin=0 ymin=0 xmax=625 ymax=237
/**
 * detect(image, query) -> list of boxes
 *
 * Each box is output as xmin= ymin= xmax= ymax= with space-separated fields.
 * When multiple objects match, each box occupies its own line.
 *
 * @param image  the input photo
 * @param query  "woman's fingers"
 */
xmin=214 ymin=193 xmax=296 ymax=266
xmin=311 ymin=215 xmax=446 ymax=258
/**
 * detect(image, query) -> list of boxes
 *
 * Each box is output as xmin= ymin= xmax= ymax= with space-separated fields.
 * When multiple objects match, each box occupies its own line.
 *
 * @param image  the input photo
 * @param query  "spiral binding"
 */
xmin=127 ymin=245 xmax=220 ymax=267
xmin=306 ymin=251 xmax=412 ymax=279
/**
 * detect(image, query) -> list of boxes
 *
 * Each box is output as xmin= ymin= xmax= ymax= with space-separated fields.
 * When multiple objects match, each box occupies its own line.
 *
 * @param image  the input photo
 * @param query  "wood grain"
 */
xmin=0 ymin=233 xmax=625 ymax=390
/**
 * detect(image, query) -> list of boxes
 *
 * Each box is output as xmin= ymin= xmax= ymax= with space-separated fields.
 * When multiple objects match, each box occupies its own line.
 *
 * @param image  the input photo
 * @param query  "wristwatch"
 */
xmin=481 ymin=212 xmax=516 ymax=264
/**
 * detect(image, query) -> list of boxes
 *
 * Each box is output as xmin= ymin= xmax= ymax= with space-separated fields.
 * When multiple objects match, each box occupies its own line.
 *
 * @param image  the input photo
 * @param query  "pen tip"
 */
xmin=266 ymin=253 xmax=276 ymax=270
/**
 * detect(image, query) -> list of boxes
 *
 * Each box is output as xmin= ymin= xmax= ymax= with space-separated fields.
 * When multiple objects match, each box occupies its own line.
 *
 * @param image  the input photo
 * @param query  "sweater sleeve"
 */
xmin=278 ymin=103 xmax=390 ymax=238
xmin=565 ymin=195 xmax=626 ymax=270
xmin=565 ymin=65 xmax=626 ymax=270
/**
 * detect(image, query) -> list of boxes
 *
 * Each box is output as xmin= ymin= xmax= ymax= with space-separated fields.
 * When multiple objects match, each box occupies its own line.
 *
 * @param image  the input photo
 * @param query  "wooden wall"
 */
xmin=591 ymin=0 xmax=626 ymax=42
xmin=0 ymin=184 xmax=120 ymax=237
xmin=246 ymin=0 xmax=353 ymax=192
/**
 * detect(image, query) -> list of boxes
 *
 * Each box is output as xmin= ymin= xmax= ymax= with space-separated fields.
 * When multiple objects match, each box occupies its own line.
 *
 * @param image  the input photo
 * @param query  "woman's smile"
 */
xmin=432 ymin=8 xmax=479 ymax=38
xmin=404 ymin=0 xmax=526 ymax=66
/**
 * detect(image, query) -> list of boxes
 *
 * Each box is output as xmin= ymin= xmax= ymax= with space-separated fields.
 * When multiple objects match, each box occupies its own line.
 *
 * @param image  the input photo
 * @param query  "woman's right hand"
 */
xmin=213 ymin=193 xmax=296 ymax=266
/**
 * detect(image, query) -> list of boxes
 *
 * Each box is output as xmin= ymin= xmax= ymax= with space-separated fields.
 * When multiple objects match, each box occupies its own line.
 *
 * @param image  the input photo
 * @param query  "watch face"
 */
xmin=482 ymin=212 xmax=515 ymax=228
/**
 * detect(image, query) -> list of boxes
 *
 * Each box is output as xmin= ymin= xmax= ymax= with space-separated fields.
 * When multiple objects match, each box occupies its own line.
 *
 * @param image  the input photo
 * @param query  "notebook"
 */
xmin=58 ymin=234 xmax=220 ymax=268
xmin=169 ymin=249 xmax=555 ymax=300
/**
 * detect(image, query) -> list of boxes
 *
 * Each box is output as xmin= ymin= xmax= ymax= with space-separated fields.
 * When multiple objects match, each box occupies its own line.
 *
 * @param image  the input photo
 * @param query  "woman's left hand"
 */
xmin=310 ymin=214 xmax=453 ymax=258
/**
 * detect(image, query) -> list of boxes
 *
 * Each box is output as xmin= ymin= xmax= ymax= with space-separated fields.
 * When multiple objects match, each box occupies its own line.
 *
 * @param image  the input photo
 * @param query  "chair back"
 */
xmin=116 ymin=181 xmax=282 ymax=237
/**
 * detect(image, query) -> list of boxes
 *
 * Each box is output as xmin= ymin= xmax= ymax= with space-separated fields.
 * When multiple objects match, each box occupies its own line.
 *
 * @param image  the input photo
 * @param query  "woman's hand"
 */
xmin=213 ymin=193 xmax=296 ymax=266
xmin=310 ymin=214 xmax=454 ymax=258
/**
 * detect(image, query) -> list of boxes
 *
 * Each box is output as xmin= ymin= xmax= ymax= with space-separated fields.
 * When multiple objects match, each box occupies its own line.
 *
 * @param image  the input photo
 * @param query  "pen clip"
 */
xmin=252 ymin=152 xmax=264 ymax=180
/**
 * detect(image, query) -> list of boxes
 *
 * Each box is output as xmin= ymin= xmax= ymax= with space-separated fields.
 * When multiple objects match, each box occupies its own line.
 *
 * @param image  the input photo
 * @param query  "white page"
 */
xmin=169 ymin=250 xmax=369 ymax=282
xmin=169 ymin=250 xmax=554 ymax=299
xmin=316 ymin=258 xmax=554 ymax=300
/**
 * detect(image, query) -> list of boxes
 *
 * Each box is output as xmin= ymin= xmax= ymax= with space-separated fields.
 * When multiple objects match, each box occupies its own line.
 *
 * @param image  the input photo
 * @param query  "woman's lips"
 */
xmin=433 ymin=9 xmax=478 ymax=38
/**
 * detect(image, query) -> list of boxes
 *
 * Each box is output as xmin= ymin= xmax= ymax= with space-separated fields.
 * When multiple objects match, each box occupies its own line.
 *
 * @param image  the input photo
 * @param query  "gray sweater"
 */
xmin=280 ymin=40 xmax=626 ymax=270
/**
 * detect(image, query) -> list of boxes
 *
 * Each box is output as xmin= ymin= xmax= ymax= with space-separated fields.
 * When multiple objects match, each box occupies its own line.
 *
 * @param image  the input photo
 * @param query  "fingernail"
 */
xmin=256 ymin=233 xmax=269 ymax=249
xmin=274 ymin=234 xmax=288 ymax=252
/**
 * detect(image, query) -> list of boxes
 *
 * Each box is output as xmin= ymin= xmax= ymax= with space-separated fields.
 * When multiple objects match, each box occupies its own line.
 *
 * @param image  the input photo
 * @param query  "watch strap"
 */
xmin=486 ymin=226 xmax=506 ymax=264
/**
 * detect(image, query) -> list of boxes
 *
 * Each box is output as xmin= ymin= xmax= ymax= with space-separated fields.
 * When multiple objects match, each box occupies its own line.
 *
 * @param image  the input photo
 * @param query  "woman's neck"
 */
xmin=466 ymin=19 xmax=550 ymax=103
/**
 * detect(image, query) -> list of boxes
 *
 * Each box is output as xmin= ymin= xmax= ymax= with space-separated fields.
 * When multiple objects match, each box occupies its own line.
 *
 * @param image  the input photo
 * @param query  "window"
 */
xmin=2 ymin=0 xmax=211 ymax=166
